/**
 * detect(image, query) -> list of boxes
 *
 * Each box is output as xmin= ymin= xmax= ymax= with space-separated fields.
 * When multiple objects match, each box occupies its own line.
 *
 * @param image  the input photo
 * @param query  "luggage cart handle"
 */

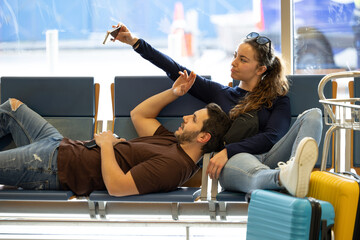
xmin=318 ymin=71 xmax=360 ymax=173
xmin=318 ymin=71 xmax=360 ymax=101
xmin=318 ymin=71 xmax=360 ymax=123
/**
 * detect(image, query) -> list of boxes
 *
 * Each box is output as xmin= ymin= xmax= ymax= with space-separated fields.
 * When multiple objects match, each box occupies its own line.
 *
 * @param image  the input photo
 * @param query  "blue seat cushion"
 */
xmin=0 ymin=76 xmax=95 ymax=117
xmin=114 ymin=76 xmax=206 ymax=117
xmin=114 ymin=117 xmax=184 ymax=140
xmin=46 ymin=117 xmax=94 ymax=140
xmin=216 ymin=190 xmax=247 ymax=202
xmin=353 ymin=77 xmax=360 ymax=167
xmin=0 ymin=190 xmax=74 ymax=201
xmin=90 ymin=187 xmax=201 ymax=202
xmin=286 ymin=75 xmax=332 ymax=117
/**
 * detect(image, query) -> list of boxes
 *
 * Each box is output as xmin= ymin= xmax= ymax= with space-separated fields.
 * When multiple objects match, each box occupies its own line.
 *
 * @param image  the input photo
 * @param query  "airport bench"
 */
xmin=0 ymin=74 xmax=339 ymax=222
xmin=0 ymin=76 xmax=99 ymax=207
xmin=88 ymin=76 xmax=244 ymax=221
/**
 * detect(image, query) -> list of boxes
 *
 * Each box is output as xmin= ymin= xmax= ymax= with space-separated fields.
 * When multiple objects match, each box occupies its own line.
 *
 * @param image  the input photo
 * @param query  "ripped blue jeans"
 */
xmin=0 ymin=100 xmax=63 ymax=190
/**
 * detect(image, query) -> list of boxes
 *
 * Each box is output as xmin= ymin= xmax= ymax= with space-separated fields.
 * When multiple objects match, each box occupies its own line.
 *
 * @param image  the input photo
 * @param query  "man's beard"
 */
xmin=175 ymin=130 xmax=200 ymax=144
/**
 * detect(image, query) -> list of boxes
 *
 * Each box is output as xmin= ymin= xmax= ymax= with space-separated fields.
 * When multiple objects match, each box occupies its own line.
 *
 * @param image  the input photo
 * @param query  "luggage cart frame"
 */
xmin=318 ymin=71 xmax=360 ymax=171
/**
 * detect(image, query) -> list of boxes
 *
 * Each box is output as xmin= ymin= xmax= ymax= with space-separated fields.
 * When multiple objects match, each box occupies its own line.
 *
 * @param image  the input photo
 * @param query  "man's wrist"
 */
xmin=98 ymin=140 xmax=113 ymax=149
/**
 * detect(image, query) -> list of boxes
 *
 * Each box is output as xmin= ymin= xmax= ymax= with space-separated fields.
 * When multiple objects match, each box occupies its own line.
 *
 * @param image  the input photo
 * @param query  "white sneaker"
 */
xmin=278 ymin=137 xmax=318 ymax=198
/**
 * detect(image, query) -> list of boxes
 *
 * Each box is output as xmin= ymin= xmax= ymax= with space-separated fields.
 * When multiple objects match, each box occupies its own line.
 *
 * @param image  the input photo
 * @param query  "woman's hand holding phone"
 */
xmin=103 ymin=26 xmax=122 ymax=44
xmin=102 ymin=23 xmax=138 ymax=46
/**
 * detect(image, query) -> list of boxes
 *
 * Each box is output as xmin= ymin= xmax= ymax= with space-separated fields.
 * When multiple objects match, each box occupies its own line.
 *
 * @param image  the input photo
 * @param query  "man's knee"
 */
xmin=9 ymin=98 xmax=23 ymax=111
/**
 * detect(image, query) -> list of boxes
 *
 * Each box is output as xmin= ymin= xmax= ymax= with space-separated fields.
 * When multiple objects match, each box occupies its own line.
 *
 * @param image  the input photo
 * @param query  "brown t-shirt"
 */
xmin=57 ymin=126 xmax=199 ymax=196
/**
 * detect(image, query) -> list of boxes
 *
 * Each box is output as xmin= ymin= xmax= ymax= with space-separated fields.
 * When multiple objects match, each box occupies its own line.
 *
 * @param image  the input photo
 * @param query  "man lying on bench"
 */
xmin=0 ymin=73 xmax=231 ymax=197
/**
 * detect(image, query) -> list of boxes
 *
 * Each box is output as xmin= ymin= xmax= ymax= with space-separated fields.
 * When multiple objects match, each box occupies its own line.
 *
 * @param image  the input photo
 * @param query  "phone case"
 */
xmin=103 ymin=26 xmax=121 ymax=44
xmin=110 ymin=27 xmax=121 ymax=38
xmin=84 ymin=139 xmax=97 ymax=149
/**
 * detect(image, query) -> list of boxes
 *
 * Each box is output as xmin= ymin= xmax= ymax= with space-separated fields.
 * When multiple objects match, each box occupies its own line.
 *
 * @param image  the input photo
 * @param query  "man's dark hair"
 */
xmin=200 ymin=103 xmax=231 ymax=154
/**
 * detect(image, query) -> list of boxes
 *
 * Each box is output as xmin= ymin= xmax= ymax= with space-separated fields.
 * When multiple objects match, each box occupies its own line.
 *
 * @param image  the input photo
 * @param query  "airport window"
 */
xmin=0 ymin=0 xmax=281 ymax=124
xmin=293 ymin=0 xmax=357 ymax=74
xmin=2 ymin=1 xmax=357 ymax=104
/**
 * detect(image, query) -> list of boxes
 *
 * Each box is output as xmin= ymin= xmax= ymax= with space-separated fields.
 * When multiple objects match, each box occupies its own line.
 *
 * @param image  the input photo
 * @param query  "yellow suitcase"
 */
xmin=308 ymin=171 xmax=360 ymax=240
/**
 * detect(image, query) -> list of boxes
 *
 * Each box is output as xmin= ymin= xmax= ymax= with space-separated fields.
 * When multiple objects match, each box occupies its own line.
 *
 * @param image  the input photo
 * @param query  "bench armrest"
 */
xmin=200 ymin=152 xmax=219 ymax=201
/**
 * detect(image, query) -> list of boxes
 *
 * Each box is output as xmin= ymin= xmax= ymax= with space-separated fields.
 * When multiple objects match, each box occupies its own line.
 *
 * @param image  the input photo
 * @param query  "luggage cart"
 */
xmin=318 ymin=71 xmax=360 ymax=172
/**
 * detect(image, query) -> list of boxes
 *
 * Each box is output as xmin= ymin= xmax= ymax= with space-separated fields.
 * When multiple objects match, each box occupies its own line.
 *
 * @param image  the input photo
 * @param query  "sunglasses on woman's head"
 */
xmin=246 ymin=32 xmax=271 ymax=54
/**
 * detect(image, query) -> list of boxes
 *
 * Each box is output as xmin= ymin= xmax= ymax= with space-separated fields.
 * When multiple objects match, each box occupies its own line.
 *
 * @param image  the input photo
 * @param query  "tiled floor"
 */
xmin=0 ymin=224 xmax=248 ymax=239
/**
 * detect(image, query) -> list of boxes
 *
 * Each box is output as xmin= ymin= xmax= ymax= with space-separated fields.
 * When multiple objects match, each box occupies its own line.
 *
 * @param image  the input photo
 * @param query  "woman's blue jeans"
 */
xmin=219 ymin=108 xmax=323 ymax=193
xmin=0 ymin=100 xmax=63 ymax=190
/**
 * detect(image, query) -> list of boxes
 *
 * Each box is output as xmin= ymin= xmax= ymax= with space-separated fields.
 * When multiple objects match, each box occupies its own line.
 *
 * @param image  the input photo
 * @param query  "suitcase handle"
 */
xmin=340 ymin=171 xmax=360 ymax=180
xmin=321 ymin=220 xmax=334 ymax=240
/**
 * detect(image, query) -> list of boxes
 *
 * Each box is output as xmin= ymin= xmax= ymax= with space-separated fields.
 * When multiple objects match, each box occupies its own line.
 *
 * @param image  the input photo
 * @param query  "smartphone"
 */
xmin=84 ymin=134 xmax=121 ymax=149
xmin=103 ymin=26 xmax=122 ymax=44
xmin=84 ymin=139 xmax=97 ymax=149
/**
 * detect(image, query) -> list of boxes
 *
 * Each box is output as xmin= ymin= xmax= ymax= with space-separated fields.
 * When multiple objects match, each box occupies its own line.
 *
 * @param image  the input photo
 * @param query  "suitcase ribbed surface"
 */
xmin=247 ymin=190 xmax=317 ymax=240
xmin=308 ymin=171 xmax=359 ymax=240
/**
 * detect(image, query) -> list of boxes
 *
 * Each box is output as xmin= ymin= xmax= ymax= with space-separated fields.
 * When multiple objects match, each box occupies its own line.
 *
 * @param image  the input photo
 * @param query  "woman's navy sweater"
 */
xmin=134 ymin=39 xmax=291 ymax=158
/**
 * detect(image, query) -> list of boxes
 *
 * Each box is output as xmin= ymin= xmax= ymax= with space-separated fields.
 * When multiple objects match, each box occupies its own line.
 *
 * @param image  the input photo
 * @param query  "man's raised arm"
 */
xmin=130 ymin=70 xmax=196 ymax=137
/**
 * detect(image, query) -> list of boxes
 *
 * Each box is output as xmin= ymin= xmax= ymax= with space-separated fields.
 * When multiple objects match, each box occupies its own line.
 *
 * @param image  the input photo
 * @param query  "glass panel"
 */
xmin=293 ymin=0 xmax=356 ymax=74
xmin=0 ymin=0 xmax=281 ymax=122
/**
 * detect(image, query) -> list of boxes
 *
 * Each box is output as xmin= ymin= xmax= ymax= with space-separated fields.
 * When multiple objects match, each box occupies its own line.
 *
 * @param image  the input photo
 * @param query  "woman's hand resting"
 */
xmin=206 ymin=148 xmax=229 ymax=179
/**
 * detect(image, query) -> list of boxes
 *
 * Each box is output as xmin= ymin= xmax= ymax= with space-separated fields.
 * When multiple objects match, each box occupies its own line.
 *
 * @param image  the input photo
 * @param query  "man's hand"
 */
xmin=206 ymin=148 xmax=229 ymax=179
xmin=94 ymin=131 xmax=126 ymax=148
xmin=172 ymin=70 xmax=196 ymax=97
xmin=96 ymin=130 xmax=139 ymax=197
